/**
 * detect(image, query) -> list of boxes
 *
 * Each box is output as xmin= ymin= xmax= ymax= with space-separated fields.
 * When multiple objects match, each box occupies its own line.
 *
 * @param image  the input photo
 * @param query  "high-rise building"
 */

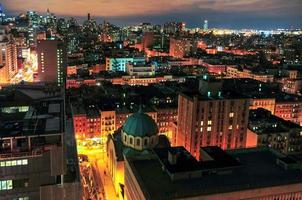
xmin=0 ymin=43 xmax=5 ymax=67
xmin=0 ymin=86 xmax=81 ymax=199
xmin=203 ymin=19 xmax=208 ymax=31
xmin=0 ymin=43 xmax=18 ymax=83
xmin=6 ymin=43 xmax=18 ymax=79
xmin=176 ymin=77 xmax=250 ymax=158
xmin=36 ymin=39 xmax=67 ymax=86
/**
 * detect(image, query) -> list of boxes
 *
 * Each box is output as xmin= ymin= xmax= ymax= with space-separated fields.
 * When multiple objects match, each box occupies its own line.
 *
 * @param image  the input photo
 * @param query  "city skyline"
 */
xmin=3 ymin=0 xmax=302 ymax=29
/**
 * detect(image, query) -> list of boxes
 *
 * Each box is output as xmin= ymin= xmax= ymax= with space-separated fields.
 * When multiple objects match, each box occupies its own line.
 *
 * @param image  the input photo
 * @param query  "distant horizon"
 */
xmin=3 ymin=0 xmax=302 ymax=30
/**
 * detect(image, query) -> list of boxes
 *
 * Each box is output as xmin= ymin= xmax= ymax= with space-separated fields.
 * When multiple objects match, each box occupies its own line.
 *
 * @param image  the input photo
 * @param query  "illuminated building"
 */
xmin=125 ymin=146 xmax=302 ymax=200
xmin=176 ymin=77 xmax=250 ymax=158
xmin=154 ymin=105 xmax=178 ymax=140
xmin=27 ymin=11 xmax=41 ymax=26
xmin=0 ymin=86 xmax=81 ymax=199
xmin=203 ymin=19 xmax=208 ymax=31
xmin=89 ymin=64 xmax=102 ymax=74
xmin=275 ymin=96 xmax=302 ymax=126
xmin=169 ymin=38 xmax=191 ymax=58
xmin=36 ymin=39 xmax=67 ymax=86
xmin=250 ymin=98 xmax=276 ymax=114
xmin=200 ymin=61 xmax=228 ymax=74
xmin=72 ymin=104 xmax=101 ymax=139
xmin=226 ymin=66 xmax=274 ymax=83
xmin=205 ymin=48 xmax=217 ymax=55
xmin=100 ymin=109 xmax=116 ymax=145
xmin=247 ymin=108 xmax=302 ymax=154
xmin=282 ymin=78 xmax=302 ymax=95
xmin=167 ymin=57 xmax=202 ymax=66
xmin=126 ymin=63 xmax=156 ymax=77
xmin=105 ymin=56 xmax=145 ymax=72
xmin=0 ymin=43 xmax=18 ymax=83
xmin=6 ymin=43 xmax=18 ymax=79
xmin=0 ymin=44 xmax=4 ymax=67
xmin=67 ymin=66 xmax=77 ymax=77
xmin=107 ymin=108 xmax=170 ymax=198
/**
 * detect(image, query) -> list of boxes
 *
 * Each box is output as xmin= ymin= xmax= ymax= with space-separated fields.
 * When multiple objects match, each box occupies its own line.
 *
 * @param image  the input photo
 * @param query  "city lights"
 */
xmin=1 ymin=1 xmax=302 ymax=200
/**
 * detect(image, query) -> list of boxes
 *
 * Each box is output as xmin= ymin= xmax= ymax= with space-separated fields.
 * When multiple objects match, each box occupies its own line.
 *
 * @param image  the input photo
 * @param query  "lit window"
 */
xmin=207 ymin=120 xmax=212 ymax=125
xmin=0 ymin=162 xmax=5 ymax=167
xmin=229 ymin=125 xmax=233 ymax=130
xmin=0 ymin=180 xmax=13 ymax=190
xmin=22 ymin=159 xmax=28 ymax=165
xmin=229 ymin=112 xmax=234 ymax=117
xmin=7 ymin=180 xmax=12 ymax=190
xmin=207 ymin=127 xmax=212 ymax=132
xmin=11 ymin=160 xmax=16 ymax=166
xmin=5 ymin=161 xmax=11 ymax=166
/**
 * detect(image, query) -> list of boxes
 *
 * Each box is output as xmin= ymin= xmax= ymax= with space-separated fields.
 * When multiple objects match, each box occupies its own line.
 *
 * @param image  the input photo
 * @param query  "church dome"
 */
xmin=123 ymin=110 xmax=158 ymax=138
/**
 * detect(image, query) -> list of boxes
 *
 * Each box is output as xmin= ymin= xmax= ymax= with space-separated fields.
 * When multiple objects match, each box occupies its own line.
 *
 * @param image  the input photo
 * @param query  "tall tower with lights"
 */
xmin=203 ymin=20 xmax=208 ymax=31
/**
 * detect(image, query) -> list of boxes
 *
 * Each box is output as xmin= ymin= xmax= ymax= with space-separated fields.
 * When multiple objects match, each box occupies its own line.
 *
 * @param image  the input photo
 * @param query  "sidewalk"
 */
xmin=96 ymin=159 xmax=118 ymax=200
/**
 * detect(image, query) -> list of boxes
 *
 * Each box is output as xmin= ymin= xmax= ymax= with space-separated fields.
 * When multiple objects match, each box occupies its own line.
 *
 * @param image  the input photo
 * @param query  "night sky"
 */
xmin=3 ymin=0 xmax=302 ymax=29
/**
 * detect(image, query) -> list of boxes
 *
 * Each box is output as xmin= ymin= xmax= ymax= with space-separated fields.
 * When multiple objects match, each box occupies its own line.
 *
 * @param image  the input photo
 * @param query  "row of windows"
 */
xmin=0 ymin=180 xmax=12 ymax=190
xmin=0 ymin=159 xmax=28 ymax=167
xmin=13 ymin=197 xmax=29 ymax=200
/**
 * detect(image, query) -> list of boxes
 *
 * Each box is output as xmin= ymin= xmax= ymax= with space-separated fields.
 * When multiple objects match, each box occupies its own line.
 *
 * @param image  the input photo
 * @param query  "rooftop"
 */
xmin=123 ymin=108 xmax=158 ymax=137
xmin=153 ymin=146 xmax=241 ymax=176
xmin=248 ymin=108 xmax=301 ymax=134
xmin=127 ymin=147 xmax=302 ymax=200
xmin=0 ymin=98 xmax=64 ymax=138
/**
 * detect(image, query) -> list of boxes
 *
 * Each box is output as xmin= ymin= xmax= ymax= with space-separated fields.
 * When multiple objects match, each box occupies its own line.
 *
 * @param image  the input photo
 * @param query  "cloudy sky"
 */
xmin=2 ymin=0 xmax=302 ymax=29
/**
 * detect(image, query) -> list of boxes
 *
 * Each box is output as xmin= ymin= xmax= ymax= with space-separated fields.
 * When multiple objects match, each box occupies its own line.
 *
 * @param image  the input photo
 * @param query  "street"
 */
xmin=77 ymin=142 xmax=118 ymax=200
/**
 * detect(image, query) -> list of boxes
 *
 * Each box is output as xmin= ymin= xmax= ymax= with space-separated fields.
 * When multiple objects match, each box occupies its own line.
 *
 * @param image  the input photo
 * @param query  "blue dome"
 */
xmin=123 ymin=111 xmax=158 ymax=137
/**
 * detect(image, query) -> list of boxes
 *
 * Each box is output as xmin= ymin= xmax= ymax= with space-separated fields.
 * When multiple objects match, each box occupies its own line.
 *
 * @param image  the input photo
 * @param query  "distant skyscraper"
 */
xmin=0 ymin=3 xmax=5 ymax=23
xmin=204 ymin=20 xmax=208 ymax=31
xmin=36 ymin=39 xmax=67 ymax=86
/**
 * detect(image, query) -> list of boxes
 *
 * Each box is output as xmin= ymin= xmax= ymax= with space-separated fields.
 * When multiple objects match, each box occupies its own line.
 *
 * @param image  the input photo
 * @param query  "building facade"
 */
xmin=176 ymin=78 xmax=250 ymax=158
xmin=247 ymin=108 xmax=302 ymax=154
xmin=36 ymin=39 xmax=67 ymax=86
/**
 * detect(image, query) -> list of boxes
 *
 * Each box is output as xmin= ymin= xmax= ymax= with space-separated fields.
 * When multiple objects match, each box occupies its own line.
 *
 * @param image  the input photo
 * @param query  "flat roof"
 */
xmin=127 ymin=148 xmax=302 ymax=200
xmin=181 ymin=90 xmax=249 ymax=101
xmin=248 ymin=108 xmax=301 ymax=134
xmin=153 ymin=146 xmax=241 ymax=175
xmin=0 ymin=99 xmax=64 ymax=137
